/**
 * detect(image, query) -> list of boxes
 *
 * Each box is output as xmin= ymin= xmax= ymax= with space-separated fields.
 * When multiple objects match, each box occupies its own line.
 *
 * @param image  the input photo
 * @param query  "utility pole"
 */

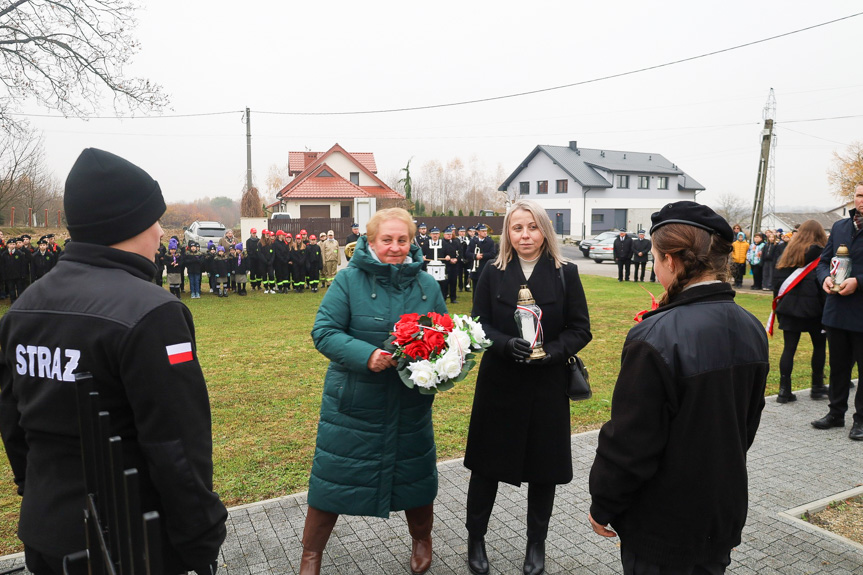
xmin=243 ymin=107 xmax=253 ymax=192
xmin=750 ymin=89 xmax=776 ymax=235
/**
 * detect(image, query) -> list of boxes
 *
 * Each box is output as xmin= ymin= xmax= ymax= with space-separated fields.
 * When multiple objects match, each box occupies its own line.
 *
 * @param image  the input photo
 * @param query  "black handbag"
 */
xmin=560 ymin=263 xmax=592 ymax=401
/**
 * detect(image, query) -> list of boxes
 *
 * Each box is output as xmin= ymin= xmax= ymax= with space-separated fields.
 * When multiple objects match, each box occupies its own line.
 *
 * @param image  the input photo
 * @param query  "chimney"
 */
xmin=304 ymin=152 xmax=318 ymax=168
xmin=569 ymin=141 xmax=578 ymax=151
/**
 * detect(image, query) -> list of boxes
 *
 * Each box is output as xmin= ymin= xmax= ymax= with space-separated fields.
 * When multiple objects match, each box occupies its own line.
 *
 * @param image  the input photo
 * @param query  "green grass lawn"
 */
xmin=0 ymin=275 xmax=807 ymax=553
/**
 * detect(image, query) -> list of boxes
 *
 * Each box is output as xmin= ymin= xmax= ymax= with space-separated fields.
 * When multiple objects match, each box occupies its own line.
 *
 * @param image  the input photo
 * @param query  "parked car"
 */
xmin=271 ymin=213 xmax=292 ymax=220
xmin=579 ymin=231 xmax=620 ymax=258
xmin=184 ymin=221 xmax=227 ymax=246
xmin=589 ymin=233 xmax=651 ymax=263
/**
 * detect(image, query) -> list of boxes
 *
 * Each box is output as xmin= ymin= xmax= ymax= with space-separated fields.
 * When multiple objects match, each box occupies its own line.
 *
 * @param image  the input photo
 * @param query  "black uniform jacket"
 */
xmin=465 ymin=255 xmax=591 ymax=485
xmin=632 ymin=238 xmax=651 ymax=263
xmin=613 ymin=234 xmax=633 ymax=260
xmin=183 ymin=251 xmax=205 ymax=275
xmin=466 ymin=237 xmax=496 ymax=278
xmin=0 ymin=243 xmax=227 ymax=569
xmin=589 ymin=282 xmax=768 ymax=567
xmin=816 ymin=210 xmax=863 ymax=333
xmin=0 ymin=250 xmax=29 ymax=280
xmin=773 ymin=244 xmax=825 ymax=332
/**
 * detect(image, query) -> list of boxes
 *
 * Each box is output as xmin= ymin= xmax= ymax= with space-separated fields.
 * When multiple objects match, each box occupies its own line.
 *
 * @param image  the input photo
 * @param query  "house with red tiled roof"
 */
xmin=272 ymin=143 xmax=403 ymax=220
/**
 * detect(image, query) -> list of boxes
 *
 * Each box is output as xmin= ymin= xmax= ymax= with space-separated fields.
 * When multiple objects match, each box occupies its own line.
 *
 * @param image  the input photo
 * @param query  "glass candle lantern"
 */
xmin=830 ymin=244 xmax=852 ymax=294
xmin=515 ymin=284 xmax=546 ymax=360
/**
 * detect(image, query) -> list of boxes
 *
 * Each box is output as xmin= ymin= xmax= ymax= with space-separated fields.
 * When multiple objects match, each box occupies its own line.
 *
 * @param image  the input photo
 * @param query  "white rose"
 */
xmin=408 ymin=360 xmax=438 ymax=388
xmin=446 ymin=329 xmax=472 ymax=357
xmin=467 ymin=320 xmax=487 ymax=347
xmin=435 ymin=350 xmax=464 ymax=380
xmin=452 ymin=314 xmax=466 ymax=330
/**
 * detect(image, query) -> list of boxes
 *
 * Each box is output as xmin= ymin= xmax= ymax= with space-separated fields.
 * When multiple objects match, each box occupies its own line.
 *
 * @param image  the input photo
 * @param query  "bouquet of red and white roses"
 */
xmin=383 ymin=312 xmax=491 ymax=394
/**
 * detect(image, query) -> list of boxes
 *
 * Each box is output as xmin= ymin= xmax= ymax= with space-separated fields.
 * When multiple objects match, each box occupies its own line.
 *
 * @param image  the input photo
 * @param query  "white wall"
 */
xmin=325 ymin=152 xmax=378 ymax=185
xmin=502 ymin=150 xmax=699 ymax=239
xmin=240 ymin=217 xmax=267 ymax=242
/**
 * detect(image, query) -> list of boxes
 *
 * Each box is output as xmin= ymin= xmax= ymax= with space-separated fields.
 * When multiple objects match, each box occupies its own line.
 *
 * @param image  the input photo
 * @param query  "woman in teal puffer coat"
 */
xmin=300 ymin=208 xmax=448 ymax=575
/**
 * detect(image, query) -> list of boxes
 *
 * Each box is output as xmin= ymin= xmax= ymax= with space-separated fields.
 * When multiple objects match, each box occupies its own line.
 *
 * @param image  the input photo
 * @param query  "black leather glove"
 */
xmin=505 ymin=338 xmax=533 ymax=362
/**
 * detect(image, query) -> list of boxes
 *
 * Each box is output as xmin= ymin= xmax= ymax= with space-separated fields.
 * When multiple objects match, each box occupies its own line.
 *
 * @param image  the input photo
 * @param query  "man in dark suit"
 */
xmin=631 ymin=230 xmax=651 ymax=282
xmin=613 ymin=229 xmax=634 ymax=282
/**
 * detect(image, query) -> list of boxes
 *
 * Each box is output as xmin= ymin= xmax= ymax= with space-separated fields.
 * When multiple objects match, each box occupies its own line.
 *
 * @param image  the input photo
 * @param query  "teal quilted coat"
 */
xmin=308 ymin=236 xmax=447 ymax=517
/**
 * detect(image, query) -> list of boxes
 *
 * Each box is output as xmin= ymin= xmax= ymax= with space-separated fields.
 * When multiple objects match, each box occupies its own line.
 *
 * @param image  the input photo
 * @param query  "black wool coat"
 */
xmin=632 ymin=238 xmax=651 ymax=263
xmin=464 ymin=254 xmax=592 ymax=485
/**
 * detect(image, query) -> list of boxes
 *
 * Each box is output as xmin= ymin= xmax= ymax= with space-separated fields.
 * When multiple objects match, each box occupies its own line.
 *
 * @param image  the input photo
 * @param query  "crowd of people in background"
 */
xmin=0 ymin=232 xmax=65 ymax=303
xmin=729 ymin=223 xmax=797 ymax=290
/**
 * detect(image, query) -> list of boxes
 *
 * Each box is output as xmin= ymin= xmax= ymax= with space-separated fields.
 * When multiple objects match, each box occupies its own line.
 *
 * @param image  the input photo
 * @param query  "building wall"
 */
xmin=279 ymin=200 xmax=341 ymax=218
xmin=503 ymin=150 xmax=697 ymax=239
xmin=325 ymin=152 xmax=378 ymax=186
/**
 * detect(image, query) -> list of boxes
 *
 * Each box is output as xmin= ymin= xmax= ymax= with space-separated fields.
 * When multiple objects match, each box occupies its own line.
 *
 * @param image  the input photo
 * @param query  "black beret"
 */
xmin=64 ymin=148 xmax=166 ymax=246
xmin=650 ymin=201 xmax=734 ymax=242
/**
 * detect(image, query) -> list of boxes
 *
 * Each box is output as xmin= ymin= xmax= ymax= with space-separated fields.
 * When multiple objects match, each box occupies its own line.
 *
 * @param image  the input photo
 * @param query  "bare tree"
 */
xmin=0 ymin=124 xmax=44 ymax=222
xmin=711 ymin=192 xmax=751 ymax=230
xmin=0 ymin=0 xmax=168 ymax=131
xmin=265 ymin=162 xmax=290 ymax=201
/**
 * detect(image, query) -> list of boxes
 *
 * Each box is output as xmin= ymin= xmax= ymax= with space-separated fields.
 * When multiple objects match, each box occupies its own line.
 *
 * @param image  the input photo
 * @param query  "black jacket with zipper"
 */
xmin=0 ymin=242 xmax=226 ymax=571
xmin=589 ymin=282 xmax=768 ymax=567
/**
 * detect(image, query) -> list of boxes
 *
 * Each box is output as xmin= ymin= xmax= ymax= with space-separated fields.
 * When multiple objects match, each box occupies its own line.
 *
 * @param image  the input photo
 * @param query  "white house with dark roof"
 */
xmin=498 ymin=141 xmax=705 ymax=239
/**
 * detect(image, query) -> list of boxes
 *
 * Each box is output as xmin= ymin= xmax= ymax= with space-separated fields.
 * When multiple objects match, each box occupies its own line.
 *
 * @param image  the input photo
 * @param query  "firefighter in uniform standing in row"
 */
xmin=0 ymin=148 xmax=227 ymax=574
xmin=467 ymin=224 xmax=496 ymax=295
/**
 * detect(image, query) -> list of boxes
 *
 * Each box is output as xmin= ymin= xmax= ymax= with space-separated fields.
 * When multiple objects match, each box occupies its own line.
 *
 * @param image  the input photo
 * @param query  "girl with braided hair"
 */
xmin=589 ymin=201 xmax=769 ymax=575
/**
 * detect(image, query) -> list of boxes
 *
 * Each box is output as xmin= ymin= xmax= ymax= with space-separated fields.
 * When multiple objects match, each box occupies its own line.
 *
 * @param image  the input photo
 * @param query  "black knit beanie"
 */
xmin=64 ymin=148 xmax=166 ymax=246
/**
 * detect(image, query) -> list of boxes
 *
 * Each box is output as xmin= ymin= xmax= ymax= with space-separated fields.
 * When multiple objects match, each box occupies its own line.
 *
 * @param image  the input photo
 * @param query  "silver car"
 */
xmin=589 ymin=234 xmax=651 ymax=263
xmin=184 ymin=221 xmax=227 ymax=246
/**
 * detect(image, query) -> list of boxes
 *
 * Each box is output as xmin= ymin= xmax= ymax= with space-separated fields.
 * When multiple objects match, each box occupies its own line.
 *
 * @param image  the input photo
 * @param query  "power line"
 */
xmin=254 ymin=12 xmax=863 ymax=116
xmin=7 ymin=12 xmax=861 ymax=121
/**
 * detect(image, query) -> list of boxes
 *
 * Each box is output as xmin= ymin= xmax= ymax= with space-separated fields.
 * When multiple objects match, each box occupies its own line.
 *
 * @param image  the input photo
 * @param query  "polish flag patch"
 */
xmin=166 ymin=342 xmax=194 ymax=365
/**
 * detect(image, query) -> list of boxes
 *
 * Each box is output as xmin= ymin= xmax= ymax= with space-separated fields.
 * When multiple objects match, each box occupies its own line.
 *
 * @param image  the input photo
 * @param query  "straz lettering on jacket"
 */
xmin=15 ymin=344 xmax=81 ymax=382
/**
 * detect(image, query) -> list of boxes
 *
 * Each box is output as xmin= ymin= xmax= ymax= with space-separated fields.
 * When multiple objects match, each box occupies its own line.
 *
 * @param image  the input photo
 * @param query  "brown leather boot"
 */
xmin=405 ymin=504 xmax=434 ymax=575
xmin=299 ymin=506 xmax=338 ymax=575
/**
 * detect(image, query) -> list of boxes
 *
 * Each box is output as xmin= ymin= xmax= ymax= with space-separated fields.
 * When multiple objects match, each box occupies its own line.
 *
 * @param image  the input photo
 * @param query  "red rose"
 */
xmin=404 ymin=340 xmax=432 ymax=360
xmin=400 ymin=313 xmax=421 ymax=324
xmin=422 ymin=329 xmax=446 ymax=354
xmin=428 ymin=312 xmax=454 ymax=332
xmin=393 ymin=320 xmax=420 ymax=345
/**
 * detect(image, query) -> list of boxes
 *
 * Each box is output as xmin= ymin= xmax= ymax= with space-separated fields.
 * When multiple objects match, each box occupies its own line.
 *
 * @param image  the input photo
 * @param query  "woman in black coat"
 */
xmin=464 ymin=199 xmax=592 ymax=575
xmin=772 ymin=220 xmax=828 ymax=402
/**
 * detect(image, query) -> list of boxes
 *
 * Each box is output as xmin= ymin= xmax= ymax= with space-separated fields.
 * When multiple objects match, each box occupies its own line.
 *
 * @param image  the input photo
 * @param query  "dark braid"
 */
xmin=653 ymin=224 xmax=732 ymax=307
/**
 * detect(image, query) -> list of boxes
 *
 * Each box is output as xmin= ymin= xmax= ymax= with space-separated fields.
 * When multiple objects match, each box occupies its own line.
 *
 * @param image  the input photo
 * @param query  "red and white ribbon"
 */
xmin=516 ymin=305 xmax=544 ymax=348
xmin=767 ymin=258 xmax=820 ymax=336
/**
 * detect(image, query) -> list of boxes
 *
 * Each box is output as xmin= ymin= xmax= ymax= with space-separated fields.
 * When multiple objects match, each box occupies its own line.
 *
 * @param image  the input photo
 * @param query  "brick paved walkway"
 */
xmin=1 ymin=391 xmax=861 ymax=574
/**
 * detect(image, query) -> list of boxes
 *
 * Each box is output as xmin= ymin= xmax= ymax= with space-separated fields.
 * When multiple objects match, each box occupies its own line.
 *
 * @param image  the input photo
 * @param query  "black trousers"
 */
xmin=633 ymin=261 xmax=647 ymax=281
xmin=732 ymin=262 xmax=745 ymax=286
xmin=465 ymin=472 xmax=555 ymax=542
xmin=826 ymin=327 xmax=863 ymax=423
xmin=621 ymin=546 xmax=730 ymax=575
xmin=780 ymin=330 xmax=826 ymax=380
xmin=617 ymin=258 xmax=631 ymax=281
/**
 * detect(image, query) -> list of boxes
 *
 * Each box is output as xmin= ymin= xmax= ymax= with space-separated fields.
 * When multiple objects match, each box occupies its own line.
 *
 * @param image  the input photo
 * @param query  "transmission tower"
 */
xmin=750 ymin=89 xmax=776 ymax=234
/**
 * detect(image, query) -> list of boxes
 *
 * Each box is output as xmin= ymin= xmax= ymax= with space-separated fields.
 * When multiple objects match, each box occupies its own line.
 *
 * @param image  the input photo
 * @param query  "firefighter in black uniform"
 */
xmin=466 ymin=223 xmax=496 ymax=293
xmin=0 ymin=148 xmax=227 ymax=574
xmin=345 ymin=223 xmax=361 ymax=261
xmin=31 ymin=238 xmax=57 ymax=280
xmin=1 ymin=238 xmax=28 ymax=302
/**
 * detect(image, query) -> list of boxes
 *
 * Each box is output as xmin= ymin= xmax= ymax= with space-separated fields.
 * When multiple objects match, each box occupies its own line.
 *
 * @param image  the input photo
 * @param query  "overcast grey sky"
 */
xmin=16 ymin=0 xmax=863 ymax=211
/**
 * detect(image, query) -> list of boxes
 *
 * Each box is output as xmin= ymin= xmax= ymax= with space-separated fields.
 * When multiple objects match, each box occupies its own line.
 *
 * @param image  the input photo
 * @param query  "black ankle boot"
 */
xmin=467 ymin=537 xmax=488 ymax=575
xmin=811 ymin=373 xmax=828 ymax=400
xmin=523 ymin=540 xmax=545 ymax=575
xmin=777 ymin=375 xmax=797 ymax=403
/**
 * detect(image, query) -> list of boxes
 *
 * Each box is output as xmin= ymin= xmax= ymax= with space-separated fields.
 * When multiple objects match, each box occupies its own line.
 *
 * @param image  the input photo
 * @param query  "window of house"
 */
xmin=638 ymin=176 xmax=650 ymax=189
xmin=519 ymin=181 xmax=529 ymax=195
xmin=556 ymin=179 xmax=568 ymax=193
xmin=657 ymin=176 xmax=669 ymax=190
xmin=537 ymin=180 xmax=548 ymax=194
xmin=350 ymin=172 xmax=360 ymax=185
xmin=592 ymin=214 xmax=604 ymax=223
xmin=617 ymin=175 xmax=629 ymax=188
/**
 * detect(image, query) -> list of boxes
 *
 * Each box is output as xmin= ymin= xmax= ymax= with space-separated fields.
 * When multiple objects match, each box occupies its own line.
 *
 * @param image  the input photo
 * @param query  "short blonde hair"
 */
xmin=366 ymin=208 xmax=416 ymax=242
xmin=494 ymin=199 xmax=563 ymax=270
